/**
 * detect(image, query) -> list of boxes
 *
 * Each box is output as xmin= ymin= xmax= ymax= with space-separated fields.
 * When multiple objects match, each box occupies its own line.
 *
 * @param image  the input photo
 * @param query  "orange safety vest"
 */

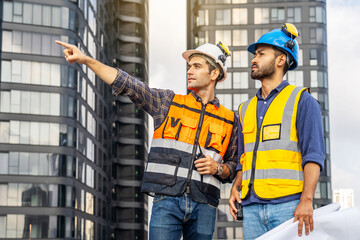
xmin=141 ymin=93 xmax=235 ymax=206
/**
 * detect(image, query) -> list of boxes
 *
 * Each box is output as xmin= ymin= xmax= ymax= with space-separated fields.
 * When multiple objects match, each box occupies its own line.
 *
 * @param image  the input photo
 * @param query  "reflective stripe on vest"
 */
xmin=239 ymin=85 xmax=307 ymax=200
xmin=149 ymin=138 xmax=222 ymax=189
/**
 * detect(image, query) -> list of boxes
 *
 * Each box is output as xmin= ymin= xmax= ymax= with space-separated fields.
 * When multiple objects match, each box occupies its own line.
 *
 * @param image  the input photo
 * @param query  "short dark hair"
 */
xmin=206 ymin=62 xmax=223 ymax=81
xmin=272 ymin=46 xmax=289 ymax=75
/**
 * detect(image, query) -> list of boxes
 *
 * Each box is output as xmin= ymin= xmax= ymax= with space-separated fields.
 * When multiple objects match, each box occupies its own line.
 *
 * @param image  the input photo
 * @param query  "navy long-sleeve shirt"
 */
xmin=237 ymin=81 xmax=325 ymax=205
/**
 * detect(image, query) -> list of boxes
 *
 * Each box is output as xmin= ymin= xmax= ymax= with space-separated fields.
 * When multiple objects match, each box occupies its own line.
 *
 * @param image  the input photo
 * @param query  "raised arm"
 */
xmin=55 ymin=40 xmax=117 ymax=85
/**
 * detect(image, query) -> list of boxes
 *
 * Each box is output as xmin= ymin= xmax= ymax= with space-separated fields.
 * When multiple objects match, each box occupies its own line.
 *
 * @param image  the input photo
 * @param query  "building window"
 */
xmin=320 ymin=182 xmax=327 ymax=199
xmin=325 ymin=137 xmax=330 ymax=155
xmin=216 ymin=73 xmax=232 ymax=89
xmin=195 ymin=31 xmax=209 ymax=46
xmin=216 ymin=9 xmax=231 ymax=25
xmin=310 ymin=49 xmax=327 ymax=66
xmin=232 ymin=51 xmax=248 ymax=68
xmin=312 ymin=92 xmax=328 ymax=110
xmin=232 ymin=29 xmax=247 ymax=46
xmin=255 ymin=80 xmax=262 ymax=89
xmin=0 ymin=121 xmax=73 ymax=146
xmin=310 ymin=49 xmax=318 ymax=66
xmin=309 ymin=6 xmax=326 ymax=23
xmin=2 ymin=1 xmax=70 ymax=29
xmin=254 ymin=8 xmax=269 ymax=24
xmin=287 ymin=7 xmax=301 ymax=23
xmin=311 ymin=70 xmax=328 ymax=88
xmin=197 ymin=9 xmax=209 ymax=26
xmin=270 ymin=8 xmax=285 ymax=23
xmin=85 ymin=192 xmax=94 ymax=214
xmin=215 ymin=30 xmax=231 ymax=47
xmin=314 ymin=183 xmax=321 ymax=199
xmin=232 ymin=8 xmax=247 ymax=25
xmin=216 ymin=94 xmax=232 ymax=110
xmin=287 ymin=71 xmax=304 ymax=86
xmin=310 ymin=28 xmax=326 ymax=45
xmin=233 ymin=72 xmax=248 ymax=89
xmin=85 ymin=220 xmax=94 ymax=240
xmin=1 ymin=30 xmax=68 ymax=56
xmin=233 ymin=93 xmax=249 ymax=111
xmin=254 ymin=29 xmax=269 ymax=42
xmin=0 ymin=152 xmax=75 ymax=177
xmin=232 ymin=0 xmax=247 ymax=3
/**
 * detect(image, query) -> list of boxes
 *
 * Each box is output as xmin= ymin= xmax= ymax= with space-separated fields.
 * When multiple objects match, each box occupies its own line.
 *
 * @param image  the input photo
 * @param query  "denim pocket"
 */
xmin=207 ymin=203 xmax=217 ymax=209
xmin=153 ymin=194 xmax=166 ymax=204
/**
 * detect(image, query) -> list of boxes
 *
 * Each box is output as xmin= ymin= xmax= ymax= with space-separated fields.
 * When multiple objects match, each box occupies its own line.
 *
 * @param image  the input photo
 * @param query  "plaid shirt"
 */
xmin=111 ymin=69 xmax=238 ymax=181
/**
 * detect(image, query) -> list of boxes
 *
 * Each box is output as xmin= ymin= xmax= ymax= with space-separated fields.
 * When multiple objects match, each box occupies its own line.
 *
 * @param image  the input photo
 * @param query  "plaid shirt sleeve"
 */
xmin=111 ymin=68 xmax=175 ymax=129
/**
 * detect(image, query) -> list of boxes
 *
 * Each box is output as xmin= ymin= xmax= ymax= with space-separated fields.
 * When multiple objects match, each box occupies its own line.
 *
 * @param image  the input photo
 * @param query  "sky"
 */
xmin=149 ymin=0 xmax=360 ymax=207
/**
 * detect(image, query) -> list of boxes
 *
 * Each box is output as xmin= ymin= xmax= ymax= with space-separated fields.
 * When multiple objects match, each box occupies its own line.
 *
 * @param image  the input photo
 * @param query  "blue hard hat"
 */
xmin=247 ymin=23 xmax=299 ymax=71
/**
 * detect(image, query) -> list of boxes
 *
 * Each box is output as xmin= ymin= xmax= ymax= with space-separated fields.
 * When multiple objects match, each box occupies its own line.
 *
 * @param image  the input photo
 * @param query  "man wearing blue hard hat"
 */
xmin=229 ymin=23 xmax=325 ymax=240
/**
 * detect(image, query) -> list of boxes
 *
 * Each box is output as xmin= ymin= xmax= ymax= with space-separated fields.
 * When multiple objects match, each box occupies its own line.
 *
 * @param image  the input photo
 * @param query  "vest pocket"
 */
xmin=143 ymin=152 xmax=181 ymax=187
xmin=179 ymin=116 xmax=198 ymax=143
xmin=205 ymin=124 xmax=225 ymax=152
xmin=162 ymin=116 xmax=182 ymax=140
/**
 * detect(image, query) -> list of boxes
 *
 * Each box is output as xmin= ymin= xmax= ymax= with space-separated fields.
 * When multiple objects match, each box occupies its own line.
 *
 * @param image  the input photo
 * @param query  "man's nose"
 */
xmin=251 ymin=56 xmax=257 ymax=65
xmin=187 ymin=67 xmax=194 ymax=75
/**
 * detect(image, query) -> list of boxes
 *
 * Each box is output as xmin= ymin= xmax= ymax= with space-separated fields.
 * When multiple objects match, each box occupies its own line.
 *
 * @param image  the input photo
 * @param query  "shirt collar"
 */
xmin=256 ymin=80 xmax=289 ymax=100
xmin=190 ymin=91 xmax=220 ymax=108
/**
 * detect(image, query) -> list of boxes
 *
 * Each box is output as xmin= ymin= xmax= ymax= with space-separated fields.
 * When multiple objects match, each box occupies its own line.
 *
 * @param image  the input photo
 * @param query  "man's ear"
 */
xmin=211 ymin=68 xmax=220 ymax=81
xmin=277 ymin=54 xmax=287 ymax=68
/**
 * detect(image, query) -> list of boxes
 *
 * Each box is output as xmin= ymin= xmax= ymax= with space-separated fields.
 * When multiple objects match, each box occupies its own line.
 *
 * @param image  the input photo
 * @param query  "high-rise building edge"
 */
xmin=0 ymin=0 xmax=149 ymax=239
xmin=187 ymin=0 xmax=331 ymax=239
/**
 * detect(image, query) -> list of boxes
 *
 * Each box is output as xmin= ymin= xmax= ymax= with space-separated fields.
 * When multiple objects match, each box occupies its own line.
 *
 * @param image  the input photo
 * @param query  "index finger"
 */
xmin=55 ymin=40 xmax=72 ymax=48
xmin=194 ymin=158 xmax=207 ymax=164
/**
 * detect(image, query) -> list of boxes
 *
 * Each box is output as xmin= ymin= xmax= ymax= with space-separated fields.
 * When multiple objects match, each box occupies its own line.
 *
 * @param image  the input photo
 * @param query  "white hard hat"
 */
xmin=182 ymin=42 xmax=231 ymax=82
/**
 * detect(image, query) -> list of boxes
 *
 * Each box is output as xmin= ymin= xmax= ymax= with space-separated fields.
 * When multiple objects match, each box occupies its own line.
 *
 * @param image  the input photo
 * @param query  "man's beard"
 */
xmin=251 ymin=59 xmax=276 ymax=80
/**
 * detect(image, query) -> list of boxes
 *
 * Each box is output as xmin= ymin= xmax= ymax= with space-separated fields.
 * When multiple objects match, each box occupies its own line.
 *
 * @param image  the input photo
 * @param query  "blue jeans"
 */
xmin=243 ymin=199 xmax=300 ymax=240
xmin=149 ymin=194 xmax=217 ymax=240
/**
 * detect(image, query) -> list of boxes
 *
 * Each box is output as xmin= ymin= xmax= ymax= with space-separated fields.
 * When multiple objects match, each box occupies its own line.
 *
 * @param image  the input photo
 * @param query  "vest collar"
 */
xmin=256 ymin=80 xmax=290 ymax=100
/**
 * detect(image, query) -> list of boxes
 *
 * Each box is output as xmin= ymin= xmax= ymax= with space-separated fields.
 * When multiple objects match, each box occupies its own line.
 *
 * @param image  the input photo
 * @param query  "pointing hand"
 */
xmin=55 ymin=40 xmax=89 ymax=65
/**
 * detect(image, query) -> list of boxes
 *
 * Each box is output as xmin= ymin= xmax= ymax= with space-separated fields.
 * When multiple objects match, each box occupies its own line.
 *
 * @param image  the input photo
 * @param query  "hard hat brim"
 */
xmin=247 ymin=43 xmax=257 ymax=54
xmin=182 ymin=49 xmax=227 ymax=82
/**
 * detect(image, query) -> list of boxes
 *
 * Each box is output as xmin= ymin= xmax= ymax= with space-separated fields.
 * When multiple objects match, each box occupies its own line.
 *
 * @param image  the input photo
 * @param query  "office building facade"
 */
xmin=187 ymin=0 xmax=331 ymax=239
xmin=0 ymin=0 xmax=149 ymax=239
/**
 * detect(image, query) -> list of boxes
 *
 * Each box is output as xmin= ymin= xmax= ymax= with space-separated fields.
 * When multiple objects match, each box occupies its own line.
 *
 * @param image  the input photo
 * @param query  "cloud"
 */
xmin=327 ymin=1 xmax=360 ymax=207
xmin=149 ymin=0 xmax=187 ymax=94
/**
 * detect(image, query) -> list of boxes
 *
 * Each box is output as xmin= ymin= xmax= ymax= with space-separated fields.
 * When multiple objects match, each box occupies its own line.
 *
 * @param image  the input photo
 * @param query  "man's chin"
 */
xmin=187 ymin=85 xmax=197 ymax=91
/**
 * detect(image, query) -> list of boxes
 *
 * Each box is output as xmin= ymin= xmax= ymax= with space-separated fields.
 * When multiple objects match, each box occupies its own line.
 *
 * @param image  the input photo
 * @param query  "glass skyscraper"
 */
xmin=0 ymin=0 xmax=149 ymax=239
xmin=187 ymin=0 xmax=331 ymax=239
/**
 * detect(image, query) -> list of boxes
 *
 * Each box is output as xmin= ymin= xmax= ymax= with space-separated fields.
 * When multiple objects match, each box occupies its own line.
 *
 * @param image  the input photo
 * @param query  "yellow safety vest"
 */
xmin=239 ymin=85 xmax=307 ymax=200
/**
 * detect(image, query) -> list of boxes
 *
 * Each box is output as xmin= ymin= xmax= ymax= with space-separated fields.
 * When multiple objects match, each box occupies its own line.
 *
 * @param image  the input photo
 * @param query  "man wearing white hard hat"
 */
xmin=56 ymin=40 xmax=238 ymax=240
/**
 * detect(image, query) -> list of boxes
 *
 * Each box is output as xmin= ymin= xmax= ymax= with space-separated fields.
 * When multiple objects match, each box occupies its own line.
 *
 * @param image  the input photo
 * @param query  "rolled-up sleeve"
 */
xmin=111 ymin=68 xmax=175 ymax=129
xmin=297 ymin=91 xmax=325 ymax=171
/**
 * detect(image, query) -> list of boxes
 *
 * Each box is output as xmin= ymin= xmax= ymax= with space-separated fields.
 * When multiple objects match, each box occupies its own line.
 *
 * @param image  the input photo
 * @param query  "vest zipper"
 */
xmin=186 ymin=103 xmax=207 ymax=191
xmin=248 ymin=126 xmax=261 ymax=194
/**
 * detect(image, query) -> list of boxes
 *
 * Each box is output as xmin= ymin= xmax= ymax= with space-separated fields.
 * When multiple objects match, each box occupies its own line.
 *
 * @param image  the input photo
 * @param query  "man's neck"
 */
xmin=260 ymin=77 xmax=283 ymax=99
xmin=193 ymin=88 xmax=215 ymax=105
